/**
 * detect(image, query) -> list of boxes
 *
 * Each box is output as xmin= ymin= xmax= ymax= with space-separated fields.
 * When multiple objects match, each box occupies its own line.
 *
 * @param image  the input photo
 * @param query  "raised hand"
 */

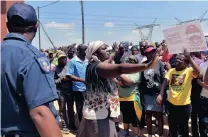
xmin=183 ymin=48 xmax=191 ymax=60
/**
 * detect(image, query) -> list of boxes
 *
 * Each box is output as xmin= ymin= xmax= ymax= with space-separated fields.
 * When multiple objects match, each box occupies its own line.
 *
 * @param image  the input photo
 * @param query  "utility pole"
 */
xmin=39 ymin=21 xmax=57 ymax=49
xmin=37 ymin=6 xmax=41 ymax=50
xmin=80 ymin=0 xmax=85 ymax=44
xmin=134 ymin=18 xmax=160 ymax=42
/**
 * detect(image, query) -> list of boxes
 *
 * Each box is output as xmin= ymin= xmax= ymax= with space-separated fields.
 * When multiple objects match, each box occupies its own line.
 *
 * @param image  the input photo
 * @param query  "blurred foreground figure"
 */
xmin=1 ymin=3 xmax=62 ymax=137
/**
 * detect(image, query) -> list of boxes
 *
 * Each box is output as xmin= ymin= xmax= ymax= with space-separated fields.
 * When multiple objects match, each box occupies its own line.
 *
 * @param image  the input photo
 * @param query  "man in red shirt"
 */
xmin=161 ymin=42 xmax=173 ymax=62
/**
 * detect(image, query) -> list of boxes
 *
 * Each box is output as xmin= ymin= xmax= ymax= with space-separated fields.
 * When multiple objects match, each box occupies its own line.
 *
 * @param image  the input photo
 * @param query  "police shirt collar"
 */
xmin=4 ymin=33 xmax=31 ymax=44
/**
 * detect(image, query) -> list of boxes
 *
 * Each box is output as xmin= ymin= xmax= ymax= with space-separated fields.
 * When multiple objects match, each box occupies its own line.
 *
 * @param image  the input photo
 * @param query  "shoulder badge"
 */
xmin=37 ymin=56 xmax=51 ymax=73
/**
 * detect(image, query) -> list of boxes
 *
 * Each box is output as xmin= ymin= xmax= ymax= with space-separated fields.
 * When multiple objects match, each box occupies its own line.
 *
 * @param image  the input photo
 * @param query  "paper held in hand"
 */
xmin=162 ymin=20 xmax=208 ymax=54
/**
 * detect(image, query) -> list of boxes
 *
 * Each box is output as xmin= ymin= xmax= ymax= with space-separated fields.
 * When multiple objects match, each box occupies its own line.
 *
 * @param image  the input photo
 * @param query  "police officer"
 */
xmin=1 ymin=3 xmax=62 ymax=137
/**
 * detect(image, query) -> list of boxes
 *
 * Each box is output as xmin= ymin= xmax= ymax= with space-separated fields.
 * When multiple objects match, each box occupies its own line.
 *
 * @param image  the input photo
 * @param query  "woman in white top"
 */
xmin=76 ymin=41 xmax=159 ymax=137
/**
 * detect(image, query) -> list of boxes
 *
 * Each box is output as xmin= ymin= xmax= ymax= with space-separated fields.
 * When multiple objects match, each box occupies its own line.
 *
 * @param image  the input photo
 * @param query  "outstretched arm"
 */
xmin=97 ymin=53 xmax=159 ymax=79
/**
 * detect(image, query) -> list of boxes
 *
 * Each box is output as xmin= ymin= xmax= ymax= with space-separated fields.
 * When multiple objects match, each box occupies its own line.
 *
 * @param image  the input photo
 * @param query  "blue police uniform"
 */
xmin=1 ymin=33 xmax=59 ymax=137
xmin=1 ymin=3 xmax=59 ymax=137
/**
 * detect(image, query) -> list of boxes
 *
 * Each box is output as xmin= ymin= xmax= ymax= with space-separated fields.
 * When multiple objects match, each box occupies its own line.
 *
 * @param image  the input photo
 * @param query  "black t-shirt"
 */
xmin=140 ymin=60 xmax=165 ymax=96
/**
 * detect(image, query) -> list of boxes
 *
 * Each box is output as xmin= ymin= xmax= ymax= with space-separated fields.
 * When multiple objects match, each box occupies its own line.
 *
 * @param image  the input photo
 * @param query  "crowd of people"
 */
xmin=40 ymin=39 xmax=208 ymax=137
xmin=1 ymin=2 xmax=208 ymax=137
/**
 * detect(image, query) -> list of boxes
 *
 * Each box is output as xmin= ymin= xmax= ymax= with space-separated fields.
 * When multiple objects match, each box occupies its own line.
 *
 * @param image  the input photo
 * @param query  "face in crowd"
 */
xmin=118 ymin=44 xmax=125 ymax=55
xmin=77 ymin=44 xmax=87 ymax=57
xmin=94 ymin=44 xmax=110 ymax=62
xmin=131 ymin=46 xmax=139 ymax=55
xmin=175 ymin=54 xmax=189 ymax=71
xmin=49 ymin=53 xmax=53 ymax=59
xmin=67 ymin=48 xmax=75 ymax=59
xmin=161 ymin=43 xmax=168 ymax=52
xmin=144 ymin=46 xmax=156 ymax=61
xmin=140 ymin=41 xmax=148 ymax=55
xmin=58 ymin=56 xmax=67 ymax=66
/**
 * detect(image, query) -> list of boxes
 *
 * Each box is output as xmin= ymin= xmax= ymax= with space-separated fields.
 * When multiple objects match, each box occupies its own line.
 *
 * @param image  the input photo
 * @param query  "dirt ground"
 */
xmin=53 ymin=101 xmax=193 ymax=137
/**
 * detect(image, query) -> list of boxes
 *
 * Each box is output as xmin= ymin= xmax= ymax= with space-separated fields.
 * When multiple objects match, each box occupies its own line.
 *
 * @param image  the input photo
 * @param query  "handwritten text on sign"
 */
xmin=163 ymin=20 xmax=208 ymax=54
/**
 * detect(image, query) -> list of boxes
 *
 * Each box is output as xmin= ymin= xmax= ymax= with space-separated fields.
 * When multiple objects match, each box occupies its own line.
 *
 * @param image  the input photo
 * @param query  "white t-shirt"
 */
xmin=199 ymin=61 xmax=208 ymax=97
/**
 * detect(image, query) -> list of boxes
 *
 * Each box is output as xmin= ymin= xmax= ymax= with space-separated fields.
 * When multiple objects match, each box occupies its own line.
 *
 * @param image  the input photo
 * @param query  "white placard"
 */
xmin=163 ymin=20 xmax=208 ymax=54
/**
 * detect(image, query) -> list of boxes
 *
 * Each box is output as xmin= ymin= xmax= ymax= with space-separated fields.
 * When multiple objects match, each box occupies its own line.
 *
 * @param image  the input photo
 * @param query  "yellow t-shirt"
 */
xmin=165 ymin=67 xmax=197 ymax=105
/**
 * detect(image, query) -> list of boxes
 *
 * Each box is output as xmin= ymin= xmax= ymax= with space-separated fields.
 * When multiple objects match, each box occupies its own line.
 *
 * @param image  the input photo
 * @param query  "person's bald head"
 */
xmin=77 ymin=44 xmax=87 ymax=57
xmin=77 ymin=44 xmax=87 ymax=51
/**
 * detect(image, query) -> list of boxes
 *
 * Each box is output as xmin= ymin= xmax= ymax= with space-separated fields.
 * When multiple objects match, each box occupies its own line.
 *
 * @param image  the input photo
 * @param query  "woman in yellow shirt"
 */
xmin=157 ymin=50 xmax=200 ymax=137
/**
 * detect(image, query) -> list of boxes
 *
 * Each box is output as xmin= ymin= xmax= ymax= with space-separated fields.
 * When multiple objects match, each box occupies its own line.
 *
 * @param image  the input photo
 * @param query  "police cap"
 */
xmin=7 ymin=3 xmax=37 ymax=27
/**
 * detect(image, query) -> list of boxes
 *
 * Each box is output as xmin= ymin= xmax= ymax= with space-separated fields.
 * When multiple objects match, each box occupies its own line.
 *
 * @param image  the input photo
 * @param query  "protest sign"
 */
xmin=163 ymin=20 xmax=208 ymax=54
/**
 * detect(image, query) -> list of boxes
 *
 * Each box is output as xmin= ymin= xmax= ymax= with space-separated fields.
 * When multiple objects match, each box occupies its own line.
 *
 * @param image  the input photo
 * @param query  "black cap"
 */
xmin=7 ymin=3 xmax=37 ymax=27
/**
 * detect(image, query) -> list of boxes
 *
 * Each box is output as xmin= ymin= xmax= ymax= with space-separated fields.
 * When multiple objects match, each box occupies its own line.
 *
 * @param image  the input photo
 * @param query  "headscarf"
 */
xmin=85 ymin=41 xmax=105 ymax=60
xmin=57 ymin=52 xmax=66 ymax=60
xmin=131 ymin=45 xmax=139 ymax=50
xmin=55 ymin=51 xmax=65 ymax=58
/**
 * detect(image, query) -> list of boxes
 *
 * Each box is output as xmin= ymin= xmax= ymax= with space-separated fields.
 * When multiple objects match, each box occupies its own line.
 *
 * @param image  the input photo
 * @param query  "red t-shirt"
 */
xmin=162 ymin=51 xmax=173 ymax=62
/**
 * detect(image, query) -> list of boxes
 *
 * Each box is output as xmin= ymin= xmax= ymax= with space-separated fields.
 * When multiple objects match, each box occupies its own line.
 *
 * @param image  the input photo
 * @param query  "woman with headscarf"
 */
xmin=76 ymin=41 xmax=159 ymax=137
xmin=131 ymin=46 xmax=139 ymax=56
